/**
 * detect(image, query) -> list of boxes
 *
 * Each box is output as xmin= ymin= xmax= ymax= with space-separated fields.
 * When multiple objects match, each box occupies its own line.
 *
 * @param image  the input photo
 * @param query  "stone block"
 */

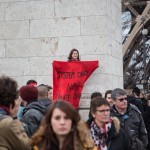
xmin=81 ymin=16 xmax=109 ymax=35
xmin=36 ymin=75 xmax=52 ymax=86
xmin=54 ymin=35 xmax=111 ymax=56
xmin=111 ymin=3 xmax=121 ymax=26
xmin=82 ymin=73 xmax=113 ymax=93
xmin=0 ymin=58 xmax=30 ymax=76
xmin=79 ymin=109 xmax=90 ymax=121
xmin=111 ymin=0 xmax=121 ymax=10
xmin=6 ymin=38 xmax=55 ymax=57
xmin=112 ymin=75 xmax=123 ymax=89
xmin=12 ymin=75 xmax=37 ymax=88
xmin=79 ymin=93 xmax=91 ymax=108
xmin=13 ymin=75 xmax=52 ymax=87
xmin=0 ymin=0 xmax=40 ymax=2
xmin=55 ymin=0 xmax=107 ymax=17
xmin=82 ymin=51 xmax=123 ymax=77
xmin=5 ymin=0 xmax=54 ymax=20
xmin=110 ymin=57 xmax=123 ymax=76
xmin=109 ymin=37 xmax=122 ymax=59
xmin=0 ymin=20 xmax=29 ymax=39
xmin=30 ymin=18 xmax=80 ymax=38
xmin=0 ymin=3 xmax=4 ymax=21
xmin=0 ymin=40 xmax=5 ymax=57
xmin=30 ymin=57 xmax=53 ymax=76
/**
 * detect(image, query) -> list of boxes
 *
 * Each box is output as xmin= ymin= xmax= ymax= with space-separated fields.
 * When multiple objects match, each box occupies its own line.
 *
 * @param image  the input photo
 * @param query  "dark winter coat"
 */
xmin=127 ymin=95 xmax=144 ymax=113
xmin=21 ymin=98 xmax=51 ymax=137
xmin=142 ymin=106 xmax=150 ymax=149
xmin=87 ymin=117 xmax=130 ymax=150
xmin=110 ymin=104 xmax=148 ymax=150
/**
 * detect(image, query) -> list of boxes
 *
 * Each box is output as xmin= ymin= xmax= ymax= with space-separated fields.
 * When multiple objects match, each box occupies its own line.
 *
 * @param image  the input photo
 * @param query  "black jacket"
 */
xmin=87 ymin=117 xmax=130 ymax=150
xmin=110 ymin=104 xmax=148 ymax=149
xmin=21 ymin=99 xmax=51 ymax=137
xmin=142 ymin=106 xmax=150 ymax=149
xmin=127 ymin=95 xmax=144 ymax=113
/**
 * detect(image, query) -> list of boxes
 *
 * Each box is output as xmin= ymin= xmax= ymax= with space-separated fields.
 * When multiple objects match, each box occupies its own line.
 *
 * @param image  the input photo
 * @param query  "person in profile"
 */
xmin=0 ymin=75 xmax=30 ymax=150
xmin=67 ymin=48 xmax=80 ymax=62
xmin=105 ymin=90 xmax=113 ymax=106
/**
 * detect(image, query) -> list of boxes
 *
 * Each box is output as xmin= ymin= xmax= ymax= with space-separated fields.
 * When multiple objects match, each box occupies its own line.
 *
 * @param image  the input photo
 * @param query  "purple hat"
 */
xmin=19 ymin=85 xmax=38 ymax=102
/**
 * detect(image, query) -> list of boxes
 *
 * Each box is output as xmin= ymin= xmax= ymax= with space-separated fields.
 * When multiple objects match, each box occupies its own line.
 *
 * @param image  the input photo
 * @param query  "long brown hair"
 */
xmin=67 ymin=49 xmax=80 ymax=61
xmin=30 ymin=100 xmax=80 ymax=150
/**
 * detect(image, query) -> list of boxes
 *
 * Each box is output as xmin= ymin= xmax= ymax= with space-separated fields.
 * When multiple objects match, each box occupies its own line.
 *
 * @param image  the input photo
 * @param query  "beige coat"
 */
xmin=0 ymin=116 xmax=30 ymax=150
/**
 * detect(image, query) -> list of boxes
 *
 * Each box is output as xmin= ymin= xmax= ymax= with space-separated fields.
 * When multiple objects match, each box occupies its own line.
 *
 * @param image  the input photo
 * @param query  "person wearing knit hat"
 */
xmin=17 ymin=85 xmax=38 ymax=120
xmin=21 ymin=84 xmax=51 ymax=137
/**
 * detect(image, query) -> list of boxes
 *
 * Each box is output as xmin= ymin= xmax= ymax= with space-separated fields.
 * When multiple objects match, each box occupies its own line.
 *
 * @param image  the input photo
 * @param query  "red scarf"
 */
xmin=0 ymin=104 xmax=10 ymax=115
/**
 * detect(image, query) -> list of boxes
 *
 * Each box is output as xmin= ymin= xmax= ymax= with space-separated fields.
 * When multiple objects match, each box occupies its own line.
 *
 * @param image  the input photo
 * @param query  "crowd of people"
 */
xmin=0 ymin=49 xmax=150 ymax=150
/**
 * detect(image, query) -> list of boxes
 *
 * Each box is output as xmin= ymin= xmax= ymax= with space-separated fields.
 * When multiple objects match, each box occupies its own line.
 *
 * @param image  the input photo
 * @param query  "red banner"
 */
xmin=53 ymin=60 xmax=99 ymax=109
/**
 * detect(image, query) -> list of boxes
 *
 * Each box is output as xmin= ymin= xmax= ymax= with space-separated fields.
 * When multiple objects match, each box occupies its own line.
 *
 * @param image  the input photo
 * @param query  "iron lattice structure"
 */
xmin=122 ymin=0 xmax=150 ymax=91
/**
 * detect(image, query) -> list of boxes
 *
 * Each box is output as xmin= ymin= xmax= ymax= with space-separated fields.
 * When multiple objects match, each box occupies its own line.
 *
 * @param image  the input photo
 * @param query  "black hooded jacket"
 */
xmin=21 ymin=99 xmax=51 ymax=137
xmin=110 ymin=104 xmax=148 ymax=149
xmin=127 ymin=95 xmax=144 ymax=113
xmin=142 ymin=106 xmax=150 ymax=149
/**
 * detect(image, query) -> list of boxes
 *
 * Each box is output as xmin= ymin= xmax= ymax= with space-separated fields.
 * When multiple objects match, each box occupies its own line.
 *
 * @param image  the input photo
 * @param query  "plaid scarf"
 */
xmin=90 ymin=119 xmax=112 ymax=150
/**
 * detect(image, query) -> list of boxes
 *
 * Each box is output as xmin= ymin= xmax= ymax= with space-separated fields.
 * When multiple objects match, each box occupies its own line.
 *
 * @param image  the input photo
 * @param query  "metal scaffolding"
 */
xmin=122 ymin=0 xmax=150 ymax=92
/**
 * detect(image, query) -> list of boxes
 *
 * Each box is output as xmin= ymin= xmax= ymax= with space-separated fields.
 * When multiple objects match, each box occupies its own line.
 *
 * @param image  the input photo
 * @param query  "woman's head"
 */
xmin=44 ymin=100 xmax=80 ymax=138
xmin=90 ymin=97 xmax=110 ymax=127
xmin=68 ymin=49 xmax=80 ymax=61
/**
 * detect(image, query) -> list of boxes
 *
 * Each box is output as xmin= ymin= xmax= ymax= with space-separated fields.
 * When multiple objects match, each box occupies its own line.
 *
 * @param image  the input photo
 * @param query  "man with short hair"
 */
xmin=37 ymin=85 xmax=52 ymax=113
xmin=110 ymin=88 xmax=148 ymax=150
xmin=47 ymin=85 xmax=53 ymax=100
xmin=0 ymin=75 xmax=30 ymax=150
xmin=21 ymin=84 xmax=51 ymax=137
xmin=127 ymin=87 xmax=144 ymax=113
xmin=26 ymin=79 xmax=37 ymax=86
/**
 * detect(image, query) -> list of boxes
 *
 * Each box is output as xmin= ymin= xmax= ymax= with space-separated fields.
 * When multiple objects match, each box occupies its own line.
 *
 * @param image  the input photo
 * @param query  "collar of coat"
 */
xmin=74 ymin=120 xmax=96 ymax=150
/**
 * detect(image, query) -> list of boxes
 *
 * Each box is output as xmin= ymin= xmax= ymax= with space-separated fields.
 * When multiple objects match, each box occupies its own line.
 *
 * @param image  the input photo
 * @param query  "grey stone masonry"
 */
xmin=0 ymin=0 xmax=122 ymax=120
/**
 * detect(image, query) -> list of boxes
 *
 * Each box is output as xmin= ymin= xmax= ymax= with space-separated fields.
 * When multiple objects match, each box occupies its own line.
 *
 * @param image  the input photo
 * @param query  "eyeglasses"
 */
xmin=96 ymin=109 xmax=110 ymax=113
xmin=117 ymin=97 xmax=127 ymax=102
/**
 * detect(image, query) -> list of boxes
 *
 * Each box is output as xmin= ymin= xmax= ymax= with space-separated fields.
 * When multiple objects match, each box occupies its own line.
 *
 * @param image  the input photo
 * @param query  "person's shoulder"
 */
xmin=0 ymin=115 xmax=13 ymax=126
xmin=129 ymin=104 xmax=141 ymax=114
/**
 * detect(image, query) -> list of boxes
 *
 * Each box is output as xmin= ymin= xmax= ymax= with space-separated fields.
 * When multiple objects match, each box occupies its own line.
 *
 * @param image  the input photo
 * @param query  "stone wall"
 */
xmin=0 ymin=0 xmax=122 ymax=120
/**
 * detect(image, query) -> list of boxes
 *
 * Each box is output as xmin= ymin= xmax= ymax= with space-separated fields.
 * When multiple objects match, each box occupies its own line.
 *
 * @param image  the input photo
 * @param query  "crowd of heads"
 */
xmin=0 ymin=74 xmax=150 ymax=150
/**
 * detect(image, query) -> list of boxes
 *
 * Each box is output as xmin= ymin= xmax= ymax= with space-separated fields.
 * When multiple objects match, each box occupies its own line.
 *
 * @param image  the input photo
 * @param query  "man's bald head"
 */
xmin=37 ymin=85 xmax=48 ymax=99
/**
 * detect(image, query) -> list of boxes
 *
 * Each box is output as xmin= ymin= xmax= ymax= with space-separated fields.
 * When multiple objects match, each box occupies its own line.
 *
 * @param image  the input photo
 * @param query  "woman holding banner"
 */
xmin=30 ymin=100 xmax=97 ymax=150
xmin=68 ymin=48 xmax=80 ymax=62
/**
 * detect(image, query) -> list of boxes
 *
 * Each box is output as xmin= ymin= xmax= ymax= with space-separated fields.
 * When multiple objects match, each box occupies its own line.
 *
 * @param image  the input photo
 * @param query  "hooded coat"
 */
xmin=110 ymin=104 xmax=148 ymax=150
xmin=21 ymin=99 xmax=51 ymax=137
xmin=142 ymin=106 xmax=150 ymax=149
